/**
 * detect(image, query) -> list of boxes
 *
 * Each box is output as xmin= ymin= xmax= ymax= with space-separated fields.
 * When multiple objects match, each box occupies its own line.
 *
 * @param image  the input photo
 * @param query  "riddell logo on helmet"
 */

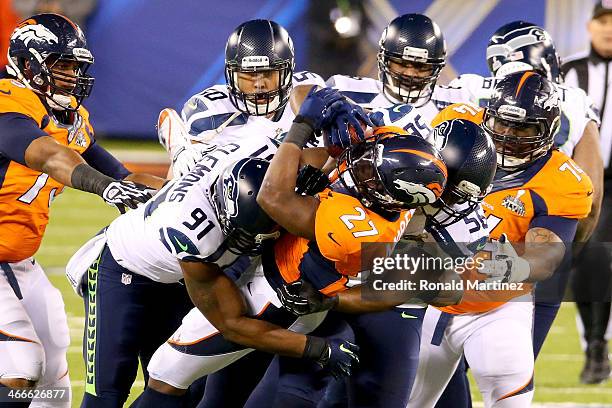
xmin=402 ymin=46 xmax=428 ymax=61
xmin=241 ymin=56 xmax=270 ymax=68
xmin=498 ymin=104 xmax=526 ymax=120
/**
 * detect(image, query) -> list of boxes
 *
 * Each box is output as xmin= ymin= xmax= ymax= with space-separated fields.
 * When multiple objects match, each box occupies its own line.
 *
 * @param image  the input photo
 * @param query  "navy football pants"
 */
xmin=81 ymin=245 xmax=194 ymax=408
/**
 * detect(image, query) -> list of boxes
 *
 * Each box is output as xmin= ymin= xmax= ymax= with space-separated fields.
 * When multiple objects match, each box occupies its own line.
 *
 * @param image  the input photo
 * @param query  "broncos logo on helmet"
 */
xmin=7 ymin=13 xmax=94 ymax=111
xmin=335 ymin=126 xmax=447 ymax=215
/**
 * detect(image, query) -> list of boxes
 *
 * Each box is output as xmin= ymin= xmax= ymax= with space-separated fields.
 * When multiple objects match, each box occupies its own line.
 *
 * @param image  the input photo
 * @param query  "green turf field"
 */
xmin=38 ymin=188 xmax=612 ymax=407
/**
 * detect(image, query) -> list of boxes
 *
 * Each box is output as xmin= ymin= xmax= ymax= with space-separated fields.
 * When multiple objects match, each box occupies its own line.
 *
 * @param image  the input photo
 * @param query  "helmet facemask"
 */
xmin=337 ymin=135 xmax=427 ymax=213
xmin=8 ymin=49 xmax=94 ymax=111
xmin=483 ymin=108 xmax=558 ymax=171
xmin=225 ymin=60 xmax=292 ymax=117
xmin=378 ymin=52 xmax=444 ymax=107
xmin=424 ymin=181 xmax=488 ymax=227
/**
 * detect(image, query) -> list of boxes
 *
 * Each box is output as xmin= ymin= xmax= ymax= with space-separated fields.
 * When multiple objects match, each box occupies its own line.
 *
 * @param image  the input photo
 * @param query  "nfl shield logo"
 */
xmin=121 ymin=273 xmax=132 ymax=285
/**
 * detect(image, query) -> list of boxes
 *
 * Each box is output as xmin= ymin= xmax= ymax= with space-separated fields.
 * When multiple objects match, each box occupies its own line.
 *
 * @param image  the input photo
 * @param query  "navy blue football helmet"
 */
xmin=225 ymin=19 xmax=295 ymax=116
xmin=336 ymin=127 xmax=447 ymax=214
xmin=483 ymin=71 xmax=560 ymax=171
xmin=7 ymin=13 xmax=94 ymax=111
xmin=213 ymin=158 xmax=280 ymax=255
xmin=425 ymin=119 xmax=497 ymax=227
xmin=486 ymin=21 xmax=562 ymax=83
xmin=378 ymin=14 xmax=446 ymax=107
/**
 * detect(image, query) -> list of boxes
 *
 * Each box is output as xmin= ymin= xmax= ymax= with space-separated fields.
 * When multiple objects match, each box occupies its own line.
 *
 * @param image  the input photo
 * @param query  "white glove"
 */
xmin=170 ymin=143 xmax=215 ymax=178
xmin=478 ymin=234 xmax=531 ymax=283
xmin=102 ymin=181 xmax=154 ymax=213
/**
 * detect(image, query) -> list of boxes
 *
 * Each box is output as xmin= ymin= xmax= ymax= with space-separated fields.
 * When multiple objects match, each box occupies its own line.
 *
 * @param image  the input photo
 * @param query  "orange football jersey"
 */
xmin=266 ymin=188 xmax=412 ymax=296
xmin=430 ymin=102 xmax=484 ymax=127
xmin=432 ymin=103 xmax=593 ymax=314
xmin=0 ymin=79 xmax=94 ymax=261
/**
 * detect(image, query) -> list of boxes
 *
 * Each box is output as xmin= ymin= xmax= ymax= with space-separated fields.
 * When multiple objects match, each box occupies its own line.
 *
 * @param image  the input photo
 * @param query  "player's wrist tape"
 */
xmin=285 ymin=119 xmax=315 ymax=148
xmin=71 ymin=163 xmax=116 ymax=196
xmin=303 ymin=335 xmax=329 ymax=364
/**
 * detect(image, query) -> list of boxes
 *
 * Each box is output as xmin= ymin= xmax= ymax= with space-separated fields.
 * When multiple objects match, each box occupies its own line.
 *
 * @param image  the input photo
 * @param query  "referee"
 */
xmin=563 ymin=0 xmax=612 ymax=385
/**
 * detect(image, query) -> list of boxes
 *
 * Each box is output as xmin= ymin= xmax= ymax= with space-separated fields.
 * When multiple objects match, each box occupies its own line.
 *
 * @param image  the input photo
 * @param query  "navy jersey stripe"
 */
xmin=189 ymin=112 xmax=249 ymax=134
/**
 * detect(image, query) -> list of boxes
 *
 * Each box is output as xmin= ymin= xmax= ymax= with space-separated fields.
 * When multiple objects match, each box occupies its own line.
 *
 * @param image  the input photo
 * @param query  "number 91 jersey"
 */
xmin=180 ymin=71 xmax=325 ymax=146
xmin=106 ymin=136 xmax=278 ymax=283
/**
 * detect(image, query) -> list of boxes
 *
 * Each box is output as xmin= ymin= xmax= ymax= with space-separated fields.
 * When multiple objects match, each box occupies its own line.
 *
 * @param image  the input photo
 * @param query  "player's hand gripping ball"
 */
xmin=323 ymin=100 xmax=373 ymax=158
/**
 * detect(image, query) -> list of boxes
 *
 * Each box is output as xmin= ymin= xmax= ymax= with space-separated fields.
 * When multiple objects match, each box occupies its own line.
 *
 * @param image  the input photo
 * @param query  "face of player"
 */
xmin=49 ymin=59 xmax=80 ymax=94
xmin=236 ymin=70 xmax=281 ymax=97
xmin=589 ymin=13 xmax=612 ymax=58
xmin=486 ymin=116 xmax=541 ymax=157
xmin=388 ymin=60 xmax=433 ymax=80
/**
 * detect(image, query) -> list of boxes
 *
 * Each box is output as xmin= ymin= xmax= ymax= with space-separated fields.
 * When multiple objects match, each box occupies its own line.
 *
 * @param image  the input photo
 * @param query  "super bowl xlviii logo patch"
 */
xmin=501 ymin=189 xmax=526 ymax=216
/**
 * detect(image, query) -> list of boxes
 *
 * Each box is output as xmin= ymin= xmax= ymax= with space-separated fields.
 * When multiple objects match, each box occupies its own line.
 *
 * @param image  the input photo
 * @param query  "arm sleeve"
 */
xmin=81 ymin=142 xmax=131 ymax=180
xmin=529 ymin=215 xmax=578 ymax=243
xmin=0 ymin=113 xmax=48 ymax=166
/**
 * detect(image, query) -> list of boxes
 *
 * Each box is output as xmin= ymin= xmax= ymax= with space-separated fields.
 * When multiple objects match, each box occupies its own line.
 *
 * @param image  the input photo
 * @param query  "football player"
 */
xmin=408 ymin=72 xmax=593 ymax=408
xmin=271 ymin=117 xmax=497 ymax=408
xmin=158 ymin=19 xmax=328 ymax=179
xmin=68 ymin=86 xmax=364 ymax=407
xmin=436 ymin=22 xmax=604 ymax=408
xmin=0 ymin=14 xmax=161 ymax=407
xmin=326 ymin=13 xmax=475 ymax=139
xmin=450 ymin=21 xmax=602 ymax=245
xmin=130 ymin=89 xmax=442 ymax=407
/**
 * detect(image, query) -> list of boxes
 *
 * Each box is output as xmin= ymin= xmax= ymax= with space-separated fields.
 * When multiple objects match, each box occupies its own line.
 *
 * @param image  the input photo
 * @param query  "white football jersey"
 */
xmin=326 ymin=74 xmax=476 ymax=139
xmin=106 ymin=136 xmax=279 ymax=283
xmin=181 ymin=71 xmax=326 ymax=146
xmin=450 ymin=74 xmax=600 ymax=157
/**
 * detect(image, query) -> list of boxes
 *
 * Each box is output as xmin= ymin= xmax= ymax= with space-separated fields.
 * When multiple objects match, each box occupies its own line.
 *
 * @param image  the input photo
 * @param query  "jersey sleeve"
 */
xmin=180 ymin=86 xmax=248 ymax=142
xmin=81 ymin=142 xmax=131 ymax=180
xmin=0 ymin=112 xmax=48 ymax=165
xmin=430 ymin=103 xmax=484 ymax=127
xmin=0 ymin=80 xmax=46 ymax=126
xmin=537 ymin=153 xmax=593 ymax=220
xmin=292 ymin=71 xmax=326 ymax=88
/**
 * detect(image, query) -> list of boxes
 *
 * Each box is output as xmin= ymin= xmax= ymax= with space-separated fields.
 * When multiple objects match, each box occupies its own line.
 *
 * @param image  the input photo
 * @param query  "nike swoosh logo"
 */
xmin=174 ymin=236 xmax=189 ymax=251
xmin=0 ymin=89 xmax=11 ymax=95
xmin=247 ymin=282 xmax=253 ymax=296
xmin=339 ymin=344 xmax=353 ymax=353
xmin=328 ymin=232 xmax=341 ymax=246
xmin=401 ymin=312 xmax=417 ymax=319
xmin=476 ymin=241 xmax=487 ymax=251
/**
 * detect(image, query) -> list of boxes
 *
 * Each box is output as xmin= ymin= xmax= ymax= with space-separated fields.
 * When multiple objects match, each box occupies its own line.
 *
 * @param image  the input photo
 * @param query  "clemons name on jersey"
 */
xmin=105 ymin=136 xmax=278 ymax=284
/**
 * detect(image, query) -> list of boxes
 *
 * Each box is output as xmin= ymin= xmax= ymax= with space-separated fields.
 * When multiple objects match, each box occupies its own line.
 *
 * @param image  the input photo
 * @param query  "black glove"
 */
xmin=303 ymin=336 xmax=360 ymax=379
xmin=276 ymin=279 xmax=339 ymax=316
xmin=295 ymin=165 xmax=329 ymax=196
xmin=102 ymin=180 xmax=154 ymax=214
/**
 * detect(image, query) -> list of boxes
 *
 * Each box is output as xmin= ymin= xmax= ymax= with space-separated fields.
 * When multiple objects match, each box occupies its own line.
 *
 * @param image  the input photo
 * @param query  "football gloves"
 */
xmin=321 ymin=338 xmax=360 ymax=379
xmin=478 ymin=234 xmax=531 ymax=283
xmin=276 ymin=279 xmax=339 ymax=316
xmin=102 ymin=181 xmax=154 ymax=214
xmin=295 ymin=165 xmax=329 ymax=196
